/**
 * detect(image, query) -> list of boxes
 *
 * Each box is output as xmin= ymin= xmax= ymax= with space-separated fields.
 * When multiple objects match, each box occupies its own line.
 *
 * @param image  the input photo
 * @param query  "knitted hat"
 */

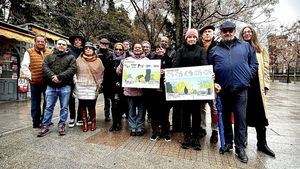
xmin=185 ymin=28 xmax=199 ymax=39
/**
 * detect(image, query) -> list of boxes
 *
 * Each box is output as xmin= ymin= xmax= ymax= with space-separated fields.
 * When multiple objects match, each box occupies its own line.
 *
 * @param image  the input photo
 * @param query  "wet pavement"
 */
xmin=0 ymin=81 xmax=299 ymax=169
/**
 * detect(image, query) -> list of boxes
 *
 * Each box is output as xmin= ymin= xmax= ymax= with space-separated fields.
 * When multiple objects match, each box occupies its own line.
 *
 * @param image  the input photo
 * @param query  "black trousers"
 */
xmin=69 ymin=84 xmax=81 ymax=121
xmin=147 ymin=93 xmax=171 ymax=136
xmin=78 ymin=99 xmax=97 ymax=113
xmin=111 ymin=91 xmax=126 ymax=126
xmin=181 ymin=101 xmax=202 ymax=138
xmin=221 ymin=89 xmax=248 ymax=149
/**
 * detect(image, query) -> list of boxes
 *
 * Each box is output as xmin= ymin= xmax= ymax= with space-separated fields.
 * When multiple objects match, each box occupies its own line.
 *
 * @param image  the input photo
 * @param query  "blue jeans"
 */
xmin=42 ymin=85 xmax=71 ymax=127
xmin=127 ymin=96 xmax=145 ymax=132
xmin=30 ymin=84 xmax=46 ymax=127
xmin=221 ymin=89 xmax=248 ymax=149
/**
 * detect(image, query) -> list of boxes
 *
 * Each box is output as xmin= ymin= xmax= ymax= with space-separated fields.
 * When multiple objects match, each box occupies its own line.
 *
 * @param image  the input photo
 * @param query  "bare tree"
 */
xmin=268 ymin=20 xmax=300 ymax=83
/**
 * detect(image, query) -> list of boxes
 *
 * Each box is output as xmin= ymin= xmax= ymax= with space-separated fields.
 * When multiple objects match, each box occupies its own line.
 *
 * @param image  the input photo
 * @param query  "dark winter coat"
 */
xmin=69 ymin=45 xmax=83 ymax=59
xmin=173 ymin=44 xmax=207 ymax=68
xmin=208 ymin=38 xmax=258 ymax=92
xmin=98 ymin=49 xmax=114 ymax=97
xmin=43 ymin=49 xmax=76 ymax=87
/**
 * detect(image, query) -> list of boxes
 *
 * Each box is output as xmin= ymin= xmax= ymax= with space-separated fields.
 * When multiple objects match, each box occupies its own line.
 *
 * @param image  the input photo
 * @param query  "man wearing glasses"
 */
xmin=208 ymin=21 xmax=258 ymax=163
xmin=37 ymin=39 xmax=76 ymax=137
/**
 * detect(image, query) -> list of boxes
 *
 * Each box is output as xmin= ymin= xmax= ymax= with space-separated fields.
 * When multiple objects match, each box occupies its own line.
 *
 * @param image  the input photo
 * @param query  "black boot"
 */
xmin=235 ymin=147 xmax=248 ymax=163
xmin=191 ymin=137 xmax=201 ymax=151
xmin=181 ymin=134 xmax=191 ymax=149
xmin=210 ymin=130 xmax=218 ymax=144
xmin=256 ymin=126 xmax=275 ymax=157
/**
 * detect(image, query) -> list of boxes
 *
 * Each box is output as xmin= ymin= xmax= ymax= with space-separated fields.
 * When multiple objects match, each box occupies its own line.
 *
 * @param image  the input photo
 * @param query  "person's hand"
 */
xmin=116 ymin=82 xmax=120 ymax=88
xmin=52 ymin=75 xmax=61 ymax=83
xmin=98 ymin=85 xmax=103 ymax=93
xmin=211 ymin=73 xmax=215 ymax=80
xmin=160 ymin=69 xmax=165 ymax=75
xmin=214 ymin=83 xmax=221 ymax=93
xmin=264 ymin=87 xmax=269 ymax=95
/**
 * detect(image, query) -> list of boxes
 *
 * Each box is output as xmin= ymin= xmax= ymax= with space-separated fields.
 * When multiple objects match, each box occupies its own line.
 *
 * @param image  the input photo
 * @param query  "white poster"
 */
xmin=165 ymin=65 xmax=214 ymax=101
xmin=122 ymin=59 xmax=161 ymax=89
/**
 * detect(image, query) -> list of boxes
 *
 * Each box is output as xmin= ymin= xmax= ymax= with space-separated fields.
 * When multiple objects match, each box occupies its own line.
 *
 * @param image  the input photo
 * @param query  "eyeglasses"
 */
xmin=243 ymin=31 xmax=252 ymax=35
xmin=115 ymin=48 xmax=123 ymax=51
xmin=221 ymin=29 xmax=234 ymax=33
xmin=57 ymin=43 xmax=66 ymax=46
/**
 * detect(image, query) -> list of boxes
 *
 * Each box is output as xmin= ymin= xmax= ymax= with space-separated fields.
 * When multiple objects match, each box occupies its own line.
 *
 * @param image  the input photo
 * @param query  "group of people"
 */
xmin=21 ymin=20 xmax=275 ymax=164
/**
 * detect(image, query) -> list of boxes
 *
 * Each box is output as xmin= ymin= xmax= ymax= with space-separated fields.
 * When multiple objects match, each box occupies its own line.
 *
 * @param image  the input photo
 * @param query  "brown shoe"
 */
xmin=37 ymin=126 xmax=49 ymax=137
xmin=58 ymin=125 xmax=66 ymax=136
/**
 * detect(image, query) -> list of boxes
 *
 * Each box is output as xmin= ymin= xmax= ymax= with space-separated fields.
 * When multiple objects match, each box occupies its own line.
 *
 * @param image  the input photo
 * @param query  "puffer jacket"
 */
xmin=74 ymin=55 xmax=105 ymax=100
xmin=208 ymin=38 xmax=258 ymax=92
xmin=43 ymin=49 xmax=76 ymax=87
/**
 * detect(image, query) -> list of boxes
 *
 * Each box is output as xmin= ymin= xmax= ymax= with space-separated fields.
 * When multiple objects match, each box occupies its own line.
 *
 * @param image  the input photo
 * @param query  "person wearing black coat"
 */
xmin=68 ymin=35 xmax=85 ymax=127
xmin=98 ymin=38 xmax=114 ymax=122
xmin=146 ymin=46 xmax=172 ymax=141
xmin=172 ymin=28 xmax=207 ymax=150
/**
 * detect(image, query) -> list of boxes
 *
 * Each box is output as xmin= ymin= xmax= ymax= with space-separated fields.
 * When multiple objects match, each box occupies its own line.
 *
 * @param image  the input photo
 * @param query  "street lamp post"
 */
xmin=188 ymin=0 xmax=192 ymax=29
xmin=294 ymin=25 xmax=299 ymax=84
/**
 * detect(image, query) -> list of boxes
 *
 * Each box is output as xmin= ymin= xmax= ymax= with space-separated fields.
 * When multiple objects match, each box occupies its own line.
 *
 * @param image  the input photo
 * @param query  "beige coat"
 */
xmin=74 ymin=56 xmax=105 ymax=100
xmin=256 ymin=47 xmax=270 ymax=116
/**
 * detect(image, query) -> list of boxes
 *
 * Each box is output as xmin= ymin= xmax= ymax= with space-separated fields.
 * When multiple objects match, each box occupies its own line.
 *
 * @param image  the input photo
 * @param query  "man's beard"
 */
xmin=223 ymin=36 xmax=235 ymax=42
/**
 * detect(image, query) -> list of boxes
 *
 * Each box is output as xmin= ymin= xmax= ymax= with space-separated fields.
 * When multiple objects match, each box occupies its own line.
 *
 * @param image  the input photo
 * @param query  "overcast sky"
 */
xmin=118 ymin=0 xmax=299 ymax=27
xmin=273 ymin=0 xmax=300 ymax=25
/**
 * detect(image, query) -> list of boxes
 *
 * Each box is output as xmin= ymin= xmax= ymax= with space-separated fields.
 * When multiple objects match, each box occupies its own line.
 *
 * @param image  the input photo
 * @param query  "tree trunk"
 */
xmin=173 ymin=0 xmax=183 ymax=49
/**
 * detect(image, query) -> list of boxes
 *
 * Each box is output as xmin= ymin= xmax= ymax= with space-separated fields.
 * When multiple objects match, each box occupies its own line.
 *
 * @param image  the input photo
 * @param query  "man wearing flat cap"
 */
xmin=208 ymin=21 xmax=258 ymax=163
xmin=68 ymin=35 xmax=86 ymax=128
xmin=98 ymin=38 xmax=114 ymax=122
xmin=199 ymin=25 xmax=219 ymax=144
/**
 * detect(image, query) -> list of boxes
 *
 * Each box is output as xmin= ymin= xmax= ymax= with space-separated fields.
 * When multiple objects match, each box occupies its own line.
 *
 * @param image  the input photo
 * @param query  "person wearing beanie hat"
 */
xmin=185 ymin=28 xmax=199 ymax=39
xmin=173 ymin=28 xmax=208 ymax=151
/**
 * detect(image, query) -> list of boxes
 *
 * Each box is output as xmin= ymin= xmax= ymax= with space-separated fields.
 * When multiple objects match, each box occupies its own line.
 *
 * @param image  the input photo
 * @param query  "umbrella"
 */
xmin=216 ymin=95 xmax=225 ymax=154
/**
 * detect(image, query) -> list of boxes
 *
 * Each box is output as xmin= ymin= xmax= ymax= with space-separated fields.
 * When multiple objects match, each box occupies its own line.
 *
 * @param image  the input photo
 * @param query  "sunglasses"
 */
xmin=221 ymin=29 xmax=234 ymax=33
xmin=115 ymin=48 xmax=123 ymax=51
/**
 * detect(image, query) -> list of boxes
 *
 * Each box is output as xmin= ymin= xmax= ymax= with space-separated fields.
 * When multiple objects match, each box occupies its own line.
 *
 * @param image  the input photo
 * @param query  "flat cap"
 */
xmin=219 ymin=21 xmax=236 ymax=30
xmin=99 ymin=38 xmax=110 ymax=44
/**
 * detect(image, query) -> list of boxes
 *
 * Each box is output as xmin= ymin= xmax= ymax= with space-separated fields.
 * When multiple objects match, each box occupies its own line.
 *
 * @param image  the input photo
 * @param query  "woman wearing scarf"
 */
xmin=74 ymin=42 xmax=105 ymax=132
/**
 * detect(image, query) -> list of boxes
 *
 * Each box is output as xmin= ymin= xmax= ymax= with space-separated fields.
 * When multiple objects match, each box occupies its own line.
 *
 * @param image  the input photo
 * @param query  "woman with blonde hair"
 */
xmin=240 ymin=26 xmax=275 ymax=157
xmin=109 ymin=42 xmax=127 ymax=132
